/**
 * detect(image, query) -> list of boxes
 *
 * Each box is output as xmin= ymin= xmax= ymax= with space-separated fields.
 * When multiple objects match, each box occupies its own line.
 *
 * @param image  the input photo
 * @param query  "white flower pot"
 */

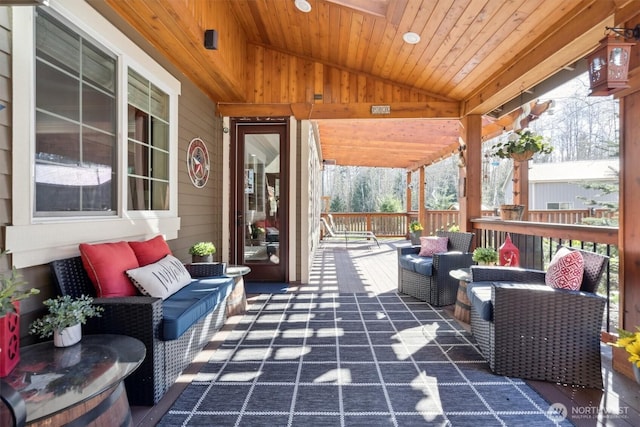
xmin=53 ymin=323 xmax=82 ymax=347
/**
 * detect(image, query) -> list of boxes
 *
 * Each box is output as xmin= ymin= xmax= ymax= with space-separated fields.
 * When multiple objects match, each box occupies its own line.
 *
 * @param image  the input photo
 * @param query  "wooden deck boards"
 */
xmin=302 ymin=238 xmax=401 ymax=294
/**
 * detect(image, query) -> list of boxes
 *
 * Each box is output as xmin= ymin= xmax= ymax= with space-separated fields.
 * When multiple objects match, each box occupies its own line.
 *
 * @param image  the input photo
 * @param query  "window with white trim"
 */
xmin=35 ymin=8 xmax=117 ymax=215
xmin=5 ymin=4 xmax=181 ymax=268
xmin=33 ymin=7 xmax=174 ymax=216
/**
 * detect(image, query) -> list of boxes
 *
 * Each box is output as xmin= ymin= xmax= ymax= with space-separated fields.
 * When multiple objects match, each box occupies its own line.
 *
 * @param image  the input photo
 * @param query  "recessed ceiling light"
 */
xmin=403 ymin=32 xmax=421 ymax=44
xmin=295 ymin=0 xmax=312 ymax=13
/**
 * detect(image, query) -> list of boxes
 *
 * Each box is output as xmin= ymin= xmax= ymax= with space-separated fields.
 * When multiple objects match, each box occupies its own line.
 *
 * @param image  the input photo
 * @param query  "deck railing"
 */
xmin=326 ymin=208 xmax=614 ymax=237
xmin=323 ymin=211 xmax=619 ymax=332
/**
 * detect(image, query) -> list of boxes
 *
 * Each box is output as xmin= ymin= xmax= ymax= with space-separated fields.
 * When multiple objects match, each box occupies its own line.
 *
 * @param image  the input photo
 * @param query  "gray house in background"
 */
xmin=527 ymin=160 xmax=618 ymax=210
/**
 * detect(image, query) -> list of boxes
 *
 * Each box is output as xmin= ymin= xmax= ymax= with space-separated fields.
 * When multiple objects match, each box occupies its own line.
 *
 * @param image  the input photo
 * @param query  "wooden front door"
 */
xmin=230 ymin=120 xmax=288 ymax=282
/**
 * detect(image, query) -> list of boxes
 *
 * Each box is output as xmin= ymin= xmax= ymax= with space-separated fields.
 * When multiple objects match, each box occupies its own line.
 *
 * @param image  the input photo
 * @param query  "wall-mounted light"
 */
xmin=204 ymin=29 xmax=218 ymax=50
xmin=605 ymin=24 xmax=640 ymax=40
xmin=587 ymin=26 xmax=639 ymax=96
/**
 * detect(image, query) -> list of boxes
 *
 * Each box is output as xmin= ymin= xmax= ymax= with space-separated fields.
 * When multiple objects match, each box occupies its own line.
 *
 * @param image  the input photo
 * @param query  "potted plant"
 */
xmin=29 ymin=295 xmax=104 ymax=347
xmin=491 ymin=128 xmax=553 ymax=162
xmin=409 ymin=220 xmax=424 ymax=245
xmin=611 ymin=327 xmax=640 ymax=383
xmin=251 ymin=226 xmax=266 ymax=241
xmin=0 ymin=249 xmax=39 ymax=376
xmin=472 ymin=247 xmax=498 ymax=265
xmin=189 ymin=241 xmax=216 ymax=263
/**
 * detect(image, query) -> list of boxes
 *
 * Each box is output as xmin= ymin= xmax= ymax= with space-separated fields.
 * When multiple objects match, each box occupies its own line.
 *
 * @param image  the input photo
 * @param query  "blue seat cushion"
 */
xmin=161 ymin=276 xmax=234 ymax=340
xmin=398 ymin=254 xmax=433 ymax=276
xmin=467 ymin=281 xmax=494 ymax=321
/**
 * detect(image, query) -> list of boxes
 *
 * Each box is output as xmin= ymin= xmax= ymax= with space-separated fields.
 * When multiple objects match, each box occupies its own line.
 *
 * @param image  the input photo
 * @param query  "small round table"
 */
xmin=3 ymin=334 xmax=145 ymax=426
xmin=450 ymin=268 xmax=472 ymax=324
xmin=225 ymin=265 xmax=251 ymax=316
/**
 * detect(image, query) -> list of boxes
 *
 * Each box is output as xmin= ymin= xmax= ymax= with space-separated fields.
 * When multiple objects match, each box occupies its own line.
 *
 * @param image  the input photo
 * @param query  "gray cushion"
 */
xmin=467 ymin=281 xmax=493 ymax=321
xmin=398 ymin=254 xmax=433 ymax=276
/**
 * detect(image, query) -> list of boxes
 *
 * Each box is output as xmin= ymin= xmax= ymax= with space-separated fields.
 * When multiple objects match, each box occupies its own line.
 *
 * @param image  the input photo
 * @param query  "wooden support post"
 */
xmin=419 ymin=167 xmax=426 ymax=230
xmin=406 ymin=171 xmax=413 ymax=212
xmin=513 ymin=160 xmax=529 ymax=219
xmin=459 ymin=115 xmax=482 ymax=233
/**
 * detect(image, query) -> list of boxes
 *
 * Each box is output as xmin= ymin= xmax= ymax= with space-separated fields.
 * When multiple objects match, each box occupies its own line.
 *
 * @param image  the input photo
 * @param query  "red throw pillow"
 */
xmin=545 ymin=247 xmax=584 ymax=290
xmin=418 ymin=236 xmax=449 ymax=257
xmin=79 ymin=241 xmax=140 ymax=297
xmin=128 ymin=235 xmax=172 ymax=266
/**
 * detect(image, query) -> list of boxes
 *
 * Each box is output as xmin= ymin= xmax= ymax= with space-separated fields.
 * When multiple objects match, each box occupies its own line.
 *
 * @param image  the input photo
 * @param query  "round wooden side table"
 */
xmin=3 ymin=334 xmax=144 ymax=426
xmin=450 ymin=268 xmax=472 ymax=324
xmin=225 ymin=265 xmax=251 ymax=316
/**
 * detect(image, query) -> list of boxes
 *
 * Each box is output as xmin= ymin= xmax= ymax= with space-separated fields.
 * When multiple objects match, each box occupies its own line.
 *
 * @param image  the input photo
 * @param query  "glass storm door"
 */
xmin=232 ymin=121 xmax=287 ymax=282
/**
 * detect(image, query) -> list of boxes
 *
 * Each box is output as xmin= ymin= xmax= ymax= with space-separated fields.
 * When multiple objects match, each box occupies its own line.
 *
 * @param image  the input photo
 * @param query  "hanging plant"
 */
xmin=491 ymin=129 xmax=553 ymax=161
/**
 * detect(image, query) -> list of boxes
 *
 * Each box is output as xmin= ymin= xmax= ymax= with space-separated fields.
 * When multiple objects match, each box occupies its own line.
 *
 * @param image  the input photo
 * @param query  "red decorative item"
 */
xmin=0 ymin=301 xmax=20 ymax=377
xmin=499 ymin=233 xmax=520 ymax=267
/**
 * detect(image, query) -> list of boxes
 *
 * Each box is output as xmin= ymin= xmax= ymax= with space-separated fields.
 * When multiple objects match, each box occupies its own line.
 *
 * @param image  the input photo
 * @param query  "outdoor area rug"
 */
xmin=158 ymin=292 xmax=572 ymax=426
xmin=244 ymin=282 xmax=289 ymax=294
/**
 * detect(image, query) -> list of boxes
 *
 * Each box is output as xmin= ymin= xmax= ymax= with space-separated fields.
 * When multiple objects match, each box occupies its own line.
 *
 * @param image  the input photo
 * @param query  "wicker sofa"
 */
xmin=50 ymin=256 xmax=233 ymax=406
xmin=466 ymin=247 xmax=609 ymax=389
xmin=397 ymin=231 xmax=474 ymax=306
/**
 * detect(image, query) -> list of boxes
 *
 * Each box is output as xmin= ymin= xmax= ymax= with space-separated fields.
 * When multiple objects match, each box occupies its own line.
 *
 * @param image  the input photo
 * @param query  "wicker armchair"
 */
xmin=50 ymin=257 xmax=229 ymax=406
xmin=467 ymin=247 xmax=609 ymax=389
xmin=397 ymin=231 xmax=474 ymax=306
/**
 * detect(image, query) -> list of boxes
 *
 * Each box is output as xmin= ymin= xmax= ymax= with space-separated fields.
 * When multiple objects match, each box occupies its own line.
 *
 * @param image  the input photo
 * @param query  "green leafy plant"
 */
xmin=409 ymin=220 xmax=424 ymax=233
xmin=491 ymin=128 xmax=553 ymax=160
xmin=189 ymin=241 xmax=216 ymax=256
xmin=472 ymin=247 xmax=499 ymax=264
xmin=611 ymin=327 xmax=640 ymax=367
xmin=0 ymin=249 xmax=40 ymax=317
xmin=29 ymin=295 xmax=103 ymax=338
xmin=251 ymin=227 xmax=266 ymax=239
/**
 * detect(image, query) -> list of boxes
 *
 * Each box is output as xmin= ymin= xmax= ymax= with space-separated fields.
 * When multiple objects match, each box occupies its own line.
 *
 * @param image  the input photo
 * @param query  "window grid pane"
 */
xmin=127 ymin=67 xmax=170 ymax=211
xmin=35 ymin=9 xmax=117 ymax=216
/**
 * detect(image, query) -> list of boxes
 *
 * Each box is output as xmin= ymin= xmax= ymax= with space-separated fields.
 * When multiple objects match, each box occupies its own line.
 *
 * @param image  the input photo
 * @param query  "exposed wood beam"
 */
xmin=217 ymin=103 xmax=293 ymax=118
xmin=464 ymin=1 xmax=615 ymax=115
xmin=218 ymin=102 xmax=461 ymax=119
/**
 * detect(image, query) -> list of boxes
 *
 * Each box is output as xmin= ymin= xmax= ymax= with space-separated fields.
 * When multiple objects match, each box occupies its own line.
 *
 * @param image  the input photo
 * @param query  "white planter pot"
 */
xmin=53 ymin=323 xmax=82 ymax=347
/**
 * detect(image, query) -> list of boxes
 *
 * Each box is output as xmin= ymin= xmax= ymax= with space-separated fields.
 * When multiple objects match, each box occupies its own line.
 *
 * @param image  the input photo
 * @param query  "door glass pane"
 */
xmin=244 ymin=134 xmax=280 ymax=265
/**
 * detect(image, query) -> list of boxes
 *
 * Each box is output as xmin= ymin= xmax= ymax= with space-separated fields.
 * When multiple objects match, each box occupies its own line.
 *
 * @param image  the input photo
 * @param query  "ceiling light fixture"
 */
xmin=295 ymin=0 xmax=312 ymax=13
xmin=403 ymin=32 xmax=421 ymax=44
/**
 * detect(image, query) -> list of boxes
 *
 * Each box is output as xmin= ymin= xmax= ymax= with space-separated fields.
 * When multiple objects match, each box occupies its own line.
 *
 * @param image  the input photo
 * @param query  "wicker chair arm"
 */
xmin=492 ymin=283 xmax=605 ymax=343
xmin=398 ymin=246 xmax=420 ymax=257
xmin=471 ymin=266 xmax=546 ymax=283
xmin=84 ymin=296 xmax=163 ymax=339
xmin=186 ymin=262 xmax=226 ymax=277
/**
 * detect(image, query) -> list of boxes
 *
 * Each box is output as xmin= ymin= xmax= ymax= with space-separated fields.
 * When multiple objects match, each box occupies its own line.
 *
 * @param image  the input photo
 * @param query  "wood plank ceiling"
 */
xmin=98 ymin=0 xmax=632 ymax=170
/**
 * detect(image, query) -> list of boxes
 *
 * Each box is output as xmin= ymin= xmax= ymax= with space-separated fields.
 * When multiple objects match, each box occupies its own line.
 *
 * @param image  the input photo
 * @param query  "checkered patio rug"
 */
xmin=158 ymin=292 xmax=572 ymax=426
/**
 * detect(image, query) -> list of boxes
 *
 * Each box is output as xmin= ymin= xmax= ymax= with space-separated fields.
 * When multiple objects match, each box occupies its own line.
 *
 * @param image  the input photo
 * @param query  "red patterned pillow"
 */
xmin=545 ymin=247 xmax=584 ymax=290
xmin=418 ymin=236 xmax=449 ymax=257
xmin=79 ymin=241 xmax=140 ymax=297
xmin=128 ymin=235 xmax=172 ymax=266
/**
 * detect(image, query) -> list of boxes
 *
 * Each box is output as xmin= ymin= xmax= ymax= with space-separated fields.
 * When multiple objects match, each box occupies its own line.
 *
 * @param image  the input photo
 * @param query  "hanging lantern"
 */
xmin=499 ymin=233 xmax=520 ymax=267
xmin=587 ymin=35 xmax=635 ymax=96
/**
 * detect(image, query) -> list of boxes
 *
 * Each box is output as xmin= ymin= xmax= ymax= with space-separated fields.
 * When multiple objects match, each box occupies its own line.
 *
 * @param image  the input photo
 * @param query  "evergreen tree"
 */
xmin=379 ymin=196 xmax=402 ymax=212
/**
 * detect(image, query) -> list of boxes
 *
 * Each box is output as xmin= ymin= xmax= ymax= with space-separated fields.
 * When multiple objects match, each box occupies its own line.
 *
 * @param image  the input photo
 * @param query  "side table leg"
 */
xmin=226 ymin=276 xmax=248 ymax=316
